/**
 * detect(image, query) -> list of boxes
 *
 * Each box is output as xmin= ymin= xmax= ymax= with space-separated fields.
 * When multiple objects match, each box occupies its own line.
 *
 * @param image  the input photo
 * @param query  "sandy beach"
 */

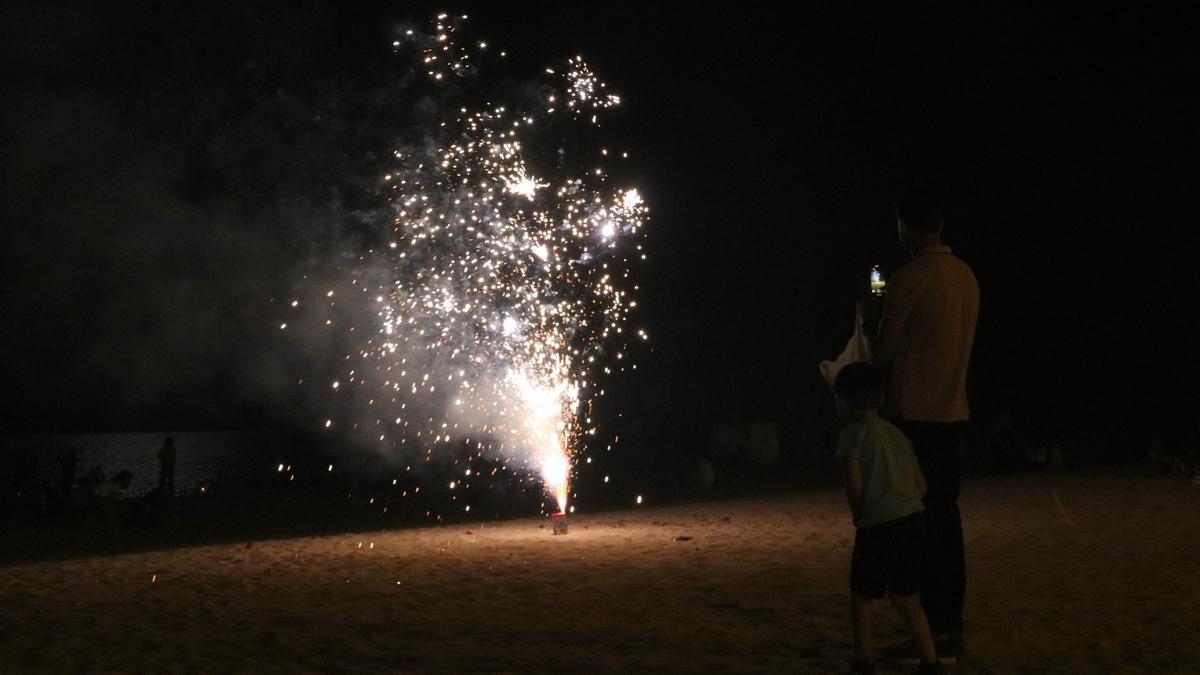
xmin=3 ymin=465 xmax=1197 ymax=673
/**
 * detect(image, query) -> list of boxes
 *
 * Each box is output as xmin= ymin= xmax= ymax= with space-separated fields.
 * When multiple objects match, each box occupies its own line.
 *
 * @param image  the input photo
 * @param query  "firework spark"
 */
xmin=290 ymin=15 xmax=647 ymax=515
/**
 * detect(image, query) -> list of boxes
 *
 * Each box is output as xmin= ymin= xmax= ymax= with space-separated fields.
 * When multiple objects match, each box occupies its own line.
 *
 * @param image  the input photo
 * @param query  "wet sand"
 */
xmin=3 ymin=466 xmax=1197 ymax=673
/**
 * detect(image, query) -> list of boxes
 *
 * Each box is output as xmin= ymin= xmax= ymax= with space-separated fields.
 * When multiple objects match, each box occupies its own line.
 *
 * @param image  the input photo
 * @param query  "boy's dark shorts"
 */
xmin=850 ymin=511 xmax=925 ymax=598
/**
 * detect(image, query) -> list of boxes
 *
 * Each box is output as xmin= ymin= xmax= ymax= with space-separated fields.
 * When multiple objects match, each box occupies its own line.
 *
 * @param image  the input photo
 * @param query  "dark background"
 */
xmin=2 ymin=2 xmax=1197 ymax=450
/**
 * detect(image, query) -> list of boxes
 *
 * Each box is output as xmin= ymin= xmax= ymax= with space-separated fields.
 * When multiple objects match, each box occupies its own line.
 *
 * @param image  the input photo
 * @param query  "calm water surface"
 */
xmin=2 ymin=431 xmax=279 ymax=496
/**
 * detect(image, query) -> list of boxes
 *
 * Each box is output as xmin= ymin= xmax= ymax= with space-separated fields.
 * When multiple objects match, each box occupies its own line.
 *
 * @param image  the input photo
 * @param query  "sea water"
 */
xmin=1 ymin=431 xmax=277 ymax=496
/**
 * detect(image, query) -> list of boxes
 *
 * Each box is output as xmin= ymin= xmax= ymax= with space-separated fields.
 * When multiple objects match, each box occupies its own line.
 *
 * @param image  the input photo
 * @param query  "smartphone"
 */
xmin=869 ymin=265 xmax=886 ymax=296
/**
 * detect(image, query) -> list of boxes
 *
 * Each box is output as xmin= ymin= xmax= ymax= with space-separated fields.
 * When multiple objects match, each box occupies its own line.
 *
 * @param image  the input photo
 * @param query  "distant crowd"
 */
xmin=2 ymin=436 xmax=177 ymax=529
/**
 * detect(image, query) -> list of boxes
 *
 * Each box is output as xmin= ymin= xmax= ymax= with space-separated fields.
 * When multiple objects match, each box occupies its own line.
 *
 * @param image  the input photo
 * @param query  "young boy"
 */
xmin=833 ymin=362 xmax=942 ymax=675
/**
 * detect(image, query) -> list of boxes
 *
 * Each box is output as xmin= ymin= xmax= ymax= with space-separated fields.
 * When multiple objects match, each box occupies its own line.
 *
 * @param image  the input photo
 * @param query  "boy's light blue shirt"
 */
xmin=835 ymin=417 xmax=924 ymax=528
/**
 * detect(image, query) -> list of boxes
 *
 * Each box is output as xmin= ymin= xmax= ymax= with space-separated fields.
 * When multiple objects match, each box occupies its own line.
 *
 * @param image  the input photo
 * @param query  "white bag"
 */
xmin=819 ymin=311 xmax=873 ymax=386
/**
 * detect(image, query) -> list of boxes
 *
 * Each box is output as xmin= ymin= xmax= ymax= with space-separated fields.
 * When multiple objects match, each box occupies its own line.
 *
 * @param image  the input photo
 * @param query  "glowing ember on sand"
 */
xmin=289 ymin=15 xmax=647 ymax=515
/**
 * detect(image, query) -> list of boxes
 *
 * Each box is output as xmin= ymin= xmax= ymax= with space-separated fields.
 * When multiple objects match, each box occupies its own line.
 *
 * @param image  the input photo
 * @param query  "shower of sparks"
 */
xmin=288 ymin=15 xmax=647 ymax=516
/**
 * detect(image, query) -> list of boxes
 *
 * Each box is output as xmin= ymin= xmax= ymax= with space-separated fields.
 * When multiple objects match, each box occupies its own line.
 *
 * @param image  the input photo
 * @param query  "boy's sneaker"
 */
xmin=847 ymin=660 xmax=878 ymax=674
xmin=880 ymin=633 xmax=961 ymax=665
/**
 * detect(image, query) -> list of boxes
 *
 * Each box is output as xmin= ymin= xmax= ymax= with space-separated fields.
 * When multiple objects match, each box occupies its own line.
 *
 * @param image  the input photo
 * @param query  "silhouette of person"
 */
xmin=92 ymin=470 xmax=133 ymax=531
xmin=157 ymin=437 xmax=177 ymax=493
xmin=57 ymin=446 xmax=78 ymax=498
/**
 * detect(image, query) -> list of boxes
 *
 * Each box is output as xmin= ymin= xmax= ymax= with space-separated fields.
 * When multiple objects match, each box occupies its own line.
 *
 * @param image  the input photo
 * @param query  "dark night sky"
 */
xmin=1 ymin=2 xmax=1197 ymax=439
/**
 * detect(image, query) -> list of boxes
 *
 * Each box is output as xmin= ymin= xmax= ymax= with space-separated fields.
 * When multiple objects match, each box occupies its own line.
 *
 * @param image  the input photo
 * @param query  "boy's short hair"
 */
xmin=895 ymin=188 xmax=944 ymax=233
xmin=834 ymin=362 xmax=885 ymax=410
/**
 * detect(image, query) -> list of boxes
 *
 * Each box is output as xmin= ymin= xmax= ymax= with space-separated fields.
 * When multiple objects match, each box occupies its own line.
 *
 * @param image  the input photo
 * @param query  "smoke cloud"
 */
xmin=0 ymin=2 xmax=423 ymax=432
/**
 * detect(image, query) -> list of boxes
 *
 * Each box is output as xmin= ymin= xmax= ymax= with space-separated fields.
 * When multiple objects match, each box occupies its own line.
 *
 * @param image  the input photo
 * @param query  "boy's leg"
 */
xmin=888 ymin=592 xmax=937 ymax=665
xmin=850 ymin=524 xmax=887 ymax=666
xmin=851 ymin=594 xmax=874 ymax=663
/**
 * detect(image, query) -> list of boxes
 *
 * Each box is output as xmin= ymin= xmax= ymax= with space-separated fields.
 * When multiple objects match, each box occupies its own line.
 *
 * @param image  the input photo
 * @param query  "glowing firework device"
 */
xmin=551 ymin=511 xmax=568 ymax=535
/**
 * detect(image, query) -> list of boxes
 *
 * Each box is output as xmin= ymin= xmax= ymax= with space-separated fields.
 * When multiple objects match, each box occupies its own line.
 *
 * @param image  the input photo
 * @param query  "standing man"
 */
xmin=157 ymin=436 xmax=177 ymax=494
xmin=873 ymin=189 xmax=979 ymax=664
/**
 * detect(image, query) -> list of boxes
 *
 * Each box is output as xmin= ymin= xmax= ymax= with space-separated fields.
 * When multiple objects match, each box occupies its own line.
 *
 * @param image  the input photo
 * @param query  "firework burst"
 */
xmin=288 ymin=14 xmax=647 ymax=515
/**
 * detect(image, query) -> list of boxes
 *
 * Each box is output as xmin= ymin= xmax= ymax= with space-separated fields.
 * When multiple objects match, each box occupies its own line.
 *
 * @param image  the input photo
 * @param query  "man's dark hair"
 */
xmin=833 ymin=362 xmax=885 ymax=410
xmin=895 ymin=188 xmax=944 ymax=233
